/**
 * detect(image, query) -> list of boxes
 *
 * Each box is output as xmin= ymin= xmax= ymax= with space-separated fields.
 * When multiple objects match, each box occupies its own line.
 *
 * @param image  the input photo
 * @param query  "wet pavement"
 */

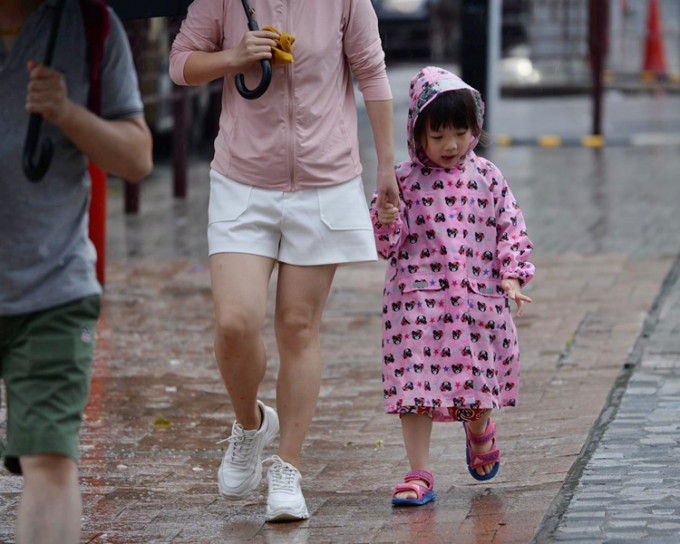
xmin=2 ymin=66 xmax=680 ymax=543
xmin=538 ymin=255 xmax=680 ymax=543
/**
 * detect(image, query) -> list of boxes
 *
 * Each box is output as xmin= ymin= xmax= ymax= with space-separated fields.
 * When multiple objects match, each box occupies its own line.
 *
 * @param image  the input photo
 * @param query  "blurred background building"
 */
xmin=371 ymin=0 xmax=679 ymax=89
xmin=115 ymin=0 xmax=680 ymax=210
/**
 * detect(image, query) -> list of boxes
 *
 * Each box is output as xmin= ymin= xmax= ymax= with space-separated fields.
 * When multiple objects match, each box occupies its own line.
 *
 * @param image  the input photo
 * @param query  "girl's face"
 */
xmin=421 ymin=125 xmax=473 ymax=168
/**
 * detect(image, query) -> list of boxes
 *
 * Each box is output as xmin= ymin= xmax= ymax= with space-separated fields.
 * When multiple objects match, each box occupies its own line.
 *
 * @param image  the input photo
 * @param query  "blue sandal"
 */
xmin=392 ymin=469 xmax=436 ymax=506
xmin=464 ymin=419 xmax=501 ymax=481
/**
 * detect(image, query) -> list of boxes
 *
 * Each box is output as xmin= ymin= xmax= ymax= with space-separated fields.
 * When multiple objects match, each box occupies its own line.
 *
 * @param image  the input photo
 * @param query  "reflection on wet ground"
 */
xmin=2 ymin=247 xmax=672 ymax=542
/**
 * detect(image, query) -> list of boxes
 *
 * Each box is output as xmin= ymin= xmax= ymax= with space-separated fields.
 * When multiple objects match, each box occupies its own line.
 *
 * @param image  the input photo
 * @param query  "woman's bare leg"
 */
xmin=273 ymin=263 xmax=337 ymax=467
xmin=210 ymin=253 xmax=276 ymax=429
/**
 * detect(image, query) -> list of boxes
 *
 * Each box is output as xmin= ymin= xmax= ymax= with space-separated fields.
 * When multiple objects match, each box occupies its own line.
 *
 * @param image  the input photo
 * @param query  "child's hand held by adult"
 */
xmin=377 ymin=202 xmax=398 ymax=226
xmin=501 ymin=278 xmax=532 ymax=317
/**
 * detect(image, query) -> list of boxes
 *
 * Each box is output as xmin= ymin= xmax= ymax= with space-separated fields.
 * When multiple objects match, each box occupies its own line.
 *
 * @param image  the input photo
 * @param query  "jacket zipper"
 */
xmin=286 ymin=2 xmax=295 ymax=190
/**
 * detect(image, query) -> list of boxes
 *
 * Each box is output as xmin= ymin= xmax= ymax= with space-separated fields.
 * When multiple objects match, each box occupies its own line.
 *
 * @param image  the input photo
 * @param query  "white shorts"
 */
xmin=207 ymin=170 xmax=378 ymax=265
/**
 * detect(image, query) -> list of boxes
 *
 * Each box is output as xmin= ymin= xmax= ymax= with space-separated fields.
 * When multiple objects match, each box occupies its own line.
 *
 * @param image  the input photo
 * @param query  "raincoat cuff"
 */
xmin=502 ymin=268 xmax=533 ymax=286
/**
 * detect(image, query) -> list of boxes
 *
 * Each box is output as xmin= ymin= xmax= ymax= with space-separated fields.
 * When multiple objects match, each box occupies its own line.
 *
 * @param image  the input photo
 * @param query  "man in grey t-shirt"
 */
xmin=0 ymin=1 xmax=152 ymax=541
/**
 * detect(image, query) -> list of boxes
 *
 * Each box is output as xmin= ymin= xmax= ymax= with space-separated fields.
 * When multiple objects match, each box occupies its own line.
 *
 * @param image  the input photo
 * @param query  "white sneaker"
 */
xmin=218 ymin=400 xmax=279 ymax=499
xmin=265 ymin=455 xmax=310 ymax=522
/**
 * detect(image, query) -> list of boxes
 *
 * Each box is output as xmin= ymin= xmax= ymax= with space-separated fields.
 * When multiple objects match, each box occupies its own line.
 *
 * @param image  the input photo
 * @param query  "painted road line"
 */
xmin=495 ymin=133 xmax=680 ymax=147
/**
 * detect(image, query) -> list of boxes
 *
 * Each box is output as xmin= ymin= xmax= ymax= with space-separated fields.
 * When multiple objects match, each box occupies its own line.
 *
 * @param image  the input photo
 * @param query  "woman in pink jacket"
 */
xmin=371 ymin=66 xmax=534 ymax=506
xmin=169 ymin=0 xmax=397 ymax=522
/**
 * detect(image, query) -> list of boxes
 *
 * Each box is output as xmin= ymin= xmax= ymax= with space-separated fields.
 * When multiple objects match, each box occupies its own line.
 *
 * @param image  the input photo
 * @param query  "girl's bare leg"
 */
xmin=466 ymin=409 xmax=495 ymax=476
xmin=395 ymin=413 xmax=433 ymax=499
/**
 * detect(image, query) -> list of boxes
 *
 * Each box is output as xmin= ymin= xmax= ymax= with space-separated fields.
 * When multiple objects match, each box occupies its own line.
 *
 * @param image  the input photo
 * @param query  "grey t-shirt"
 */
xmin=0 ymin=0 xmax=144 ymax=315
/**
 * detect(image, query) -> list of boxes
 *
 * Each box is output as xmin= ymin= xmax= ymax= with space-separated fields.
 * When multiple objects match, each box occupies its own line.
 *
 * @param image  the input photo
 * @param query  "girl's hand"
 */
xmin=233 ymin=30 xmax=278 ymax=70
xmin=26 ymin=61 xmax=74 ymax=127
xmin=375 ymin=169 xmax=399 ymax=212
xmin=501 ymin=278 xmax=532 ymax=317
xmin=377 ymin=203 xmax=398 ymax=225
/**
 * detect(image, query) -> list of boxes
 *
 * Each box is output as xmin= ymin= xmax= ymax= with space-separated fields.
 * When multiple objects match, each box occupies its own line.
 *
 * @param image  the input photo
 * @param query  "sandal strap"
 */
xmin=404 ymin=469 xmax=434 ymax=489
xmin=393 ymin=482 xmax=428 ymax=499
xmin=469 ymin=447 xmax=500 ymax=470
xmin=465 ymin=419 xmax=497 ymax=446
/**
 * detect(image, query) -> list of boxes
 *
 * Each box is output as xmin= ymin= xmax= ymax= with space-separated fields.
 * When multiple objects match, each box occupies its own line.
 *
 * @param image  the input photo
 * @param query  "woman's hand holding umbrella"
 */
xmin=232 ymin=28 xmax=278 ymax=72
xmin=234 ymin=0 xmax=273 ymax=100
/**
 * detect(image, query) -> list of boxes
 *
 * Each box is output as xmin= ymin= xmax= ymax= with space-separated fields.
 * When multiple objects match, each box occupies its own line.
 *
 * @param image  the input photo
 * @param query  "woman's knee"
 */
xmin=214 ymin=310 xmax=261 ymax=345
xmin=275 ymin=310 xmax=318 ymax=347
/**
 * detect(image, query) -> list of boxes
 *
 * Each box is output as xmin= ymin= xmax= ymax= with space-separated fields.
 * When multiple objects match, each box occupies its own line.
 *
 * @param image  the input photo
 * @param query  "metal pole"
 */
xmin=461 ymin=0 xmax=490 ymax=144
xmin=588 ymin=0 xmax=608 ymax=136
xmin=123 ymin=18 xmax=146 ymax=214
xmin=173 ymin=85 xmax=189 ymax=199
xmin=486 ymin=0 xmax=501 ymax=136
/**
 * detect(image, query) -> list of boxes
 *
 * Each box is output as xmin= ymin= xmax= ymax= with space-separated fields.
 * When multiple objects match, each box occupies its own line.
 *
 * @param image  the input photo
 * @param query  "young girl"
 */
xmin=370 ymin=66 xmax=534 ymax=506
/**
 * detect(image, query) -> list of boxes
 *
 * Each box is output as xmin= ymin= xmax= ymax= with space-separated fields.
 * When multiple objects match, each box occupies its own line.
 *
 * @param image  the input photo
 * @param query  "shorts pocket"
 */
xmin=208 ymin=171 xmax=253 ymax=224
xmin=318 ymin=178 xmax=372 ymax=231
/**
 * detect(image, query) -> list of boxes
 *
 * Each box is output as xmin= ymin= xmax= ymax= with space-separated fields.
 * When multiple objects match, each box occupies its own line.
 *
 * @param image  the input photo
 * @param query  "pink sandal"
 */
xmin=464 ymin=419 xmax=501 ymax=481
xmin=392 ymin=469 xmax=436 ymax=506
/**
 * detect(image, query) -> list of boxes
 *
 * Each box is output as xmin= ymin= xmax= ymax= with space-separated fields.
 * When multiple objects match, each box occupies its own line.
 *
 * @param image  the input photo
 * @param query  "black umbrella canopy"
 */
xmin=108 ymin=0 xmax=271 ymax=98
xmin=106 ymin=0 xmax=270 ymax=98
xmin=106 ymin=0 xmax=194 ymax=20
xmin=23 ymin=0 xmax=269 ymax=181
xmin=23 ymin=0 xmax=195 ymax=181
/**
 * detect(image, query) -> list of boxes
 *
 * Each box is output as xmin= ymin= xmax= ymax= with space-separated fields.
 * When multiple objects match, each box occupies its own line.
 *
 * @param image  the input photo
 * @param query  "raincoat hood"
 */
xmin=407 ymin=66 xmax=485 ymax=167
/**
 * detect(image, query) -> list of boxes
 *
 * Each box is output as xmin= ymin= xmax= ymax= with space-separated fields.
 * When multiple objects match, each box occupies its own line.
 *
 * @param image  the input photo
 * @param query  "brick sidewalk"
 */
xmin=1 ymin=251 xmax=670 ymax=543
xmin=4 ymin=62 xmax=680 ymax=543
xmin=539 ymin=256 xmax=680 ymax=542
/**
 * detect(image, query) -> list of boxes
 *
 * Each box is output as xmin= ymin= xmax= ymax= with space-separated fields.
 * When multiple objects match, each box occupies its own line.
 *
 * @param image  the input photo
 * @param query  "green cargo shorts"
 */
xmin=0 ymin=295 xmax=101 ymax=475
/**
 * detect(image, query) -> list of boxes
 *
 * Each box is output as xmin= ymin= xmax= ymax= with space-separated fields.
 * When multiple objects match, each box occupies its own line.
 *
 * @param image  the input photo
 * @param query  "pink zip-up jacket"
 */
xmin=169 ymin=0 xmax=392 ymax=191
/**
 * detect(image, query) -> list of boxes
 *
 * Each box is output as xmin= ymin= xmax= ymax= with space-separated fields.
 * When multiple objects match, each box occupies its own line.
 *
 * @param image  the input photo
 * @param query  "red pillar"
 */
xmin=88 ymin=162 xmax=107 ymax=286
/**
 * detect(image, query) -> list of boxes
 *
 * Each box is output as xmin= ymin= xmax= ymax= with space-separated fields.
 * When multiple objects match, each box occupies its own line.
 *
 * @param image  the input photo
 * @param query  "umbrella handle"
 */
xmin=23 ymin=114 xmax=54 ymax=182
xmin=235 ymin=1 xmax=272 ymax=100
xmin=235 ymin=59 xmax=272 ymax=100
xmin=22 ymin=0 xmax=65 ymax=182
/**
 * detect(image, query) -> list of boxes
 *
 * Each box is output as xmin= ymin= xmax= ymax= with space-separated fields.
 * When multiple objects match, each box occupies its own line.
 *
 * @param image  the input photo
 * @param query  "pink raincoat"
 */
xmin=370 ymin=67 xmax=534 ymax=421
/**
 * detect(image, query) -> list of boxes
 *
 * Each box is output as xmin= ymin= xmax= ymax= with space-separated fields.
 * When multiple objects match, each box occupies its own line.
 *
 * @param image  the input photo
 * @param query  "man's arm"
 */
xmin=25 ymin=61 xmax=152 ymax=182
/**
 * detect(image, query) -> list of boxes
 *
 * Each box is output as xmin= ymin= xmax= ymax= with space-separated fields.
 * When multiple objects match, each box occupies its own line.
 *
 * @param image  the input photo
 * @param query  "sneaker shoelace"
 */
xmin=219 ymin=423 xmax=256 ymax=469
xmin=266 ymin=456 xmax=298 ymax=493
